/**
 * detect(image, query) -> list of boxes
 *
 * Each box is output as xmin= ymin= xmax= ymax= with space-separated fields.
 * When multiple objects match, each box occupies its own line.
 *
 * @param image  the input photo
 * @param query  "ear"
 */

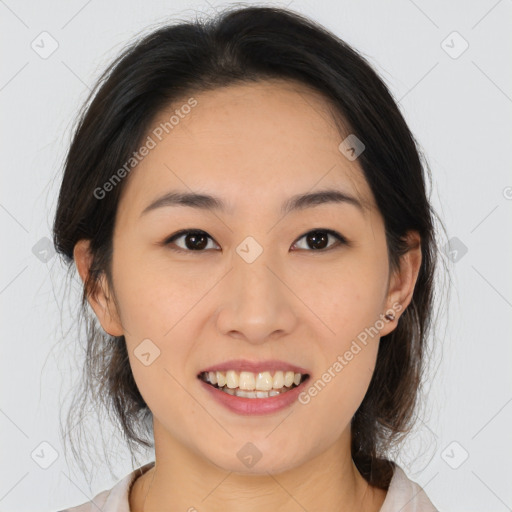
xmin=379 ymin=230 xmax=422 ymax=337
xmin=73 ymin=239 xmax=124 ymax=337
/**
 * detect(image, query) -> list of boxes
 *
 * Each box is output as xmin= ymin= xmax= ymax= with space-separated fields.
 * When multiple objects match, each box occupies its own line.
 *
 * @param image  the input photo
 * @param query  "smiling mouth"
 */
xmin=198 ymin=370 xmax=310 ymax=399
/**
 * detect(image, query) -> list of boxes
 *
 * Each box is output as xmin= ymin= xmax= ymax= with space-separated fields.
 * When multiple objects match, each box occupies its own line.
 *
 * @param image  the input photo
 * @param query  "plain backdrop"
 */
xmin=1 ymin=1 xmax=511 ymax=511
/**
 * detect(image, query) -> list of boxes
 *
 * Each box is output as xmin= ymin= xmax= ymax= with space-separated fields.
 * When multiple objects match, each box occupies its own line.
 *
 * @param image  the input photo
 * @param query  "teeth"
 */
xmin=222 ymin=387 xmax=291 ymax=398
xmin=216 ymin=372 xmax=226 ymax=387
xmin=226 ymin=370 xmax=238 ymax=389
xmin=255 ymin=371 xmax=273 ymax=391
xmin=201 ymin=370 xmax=306 ymax=392
xmin=273 ymin=371 xmax=284 ymax=389
xmin=239 ymin=371 xmax=255 ymax=390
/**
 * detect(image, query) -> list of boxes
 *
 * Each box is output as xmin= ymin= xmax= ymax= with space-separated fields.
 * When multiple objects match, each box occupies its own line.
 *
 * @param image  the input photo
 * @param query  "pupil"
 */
xmin=186 ymin=232 xmax=207 ymax=250
xmin=307 ymin=231 xmax=328 ymax=250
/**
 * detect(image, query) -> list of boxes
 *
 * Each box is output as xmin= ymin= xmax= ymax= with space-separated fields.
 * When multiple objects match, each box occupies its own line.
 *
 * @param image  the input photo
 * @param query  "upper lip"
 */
xmin=198 ymin=359 xmax=310 ymax=375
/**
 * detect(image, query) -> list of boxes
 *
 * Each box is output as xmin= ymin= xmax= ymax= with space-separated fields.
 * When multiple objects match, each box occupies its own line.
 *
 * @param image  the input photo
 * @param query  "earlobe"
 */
xmin=73 ymin=239 xmax=124 ymax=337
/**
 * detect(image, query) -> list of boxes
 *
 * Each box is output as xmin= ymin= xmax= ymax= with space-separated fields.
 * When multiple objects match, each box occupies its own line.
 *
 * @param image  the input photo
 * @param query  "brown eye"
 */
xmin=292 ymin=229 xmax=346 ymax=252
xmin=163 ymin=228 xmax=347 ymax=254
xmin=165 ymin=230 xmax=219 ymax=252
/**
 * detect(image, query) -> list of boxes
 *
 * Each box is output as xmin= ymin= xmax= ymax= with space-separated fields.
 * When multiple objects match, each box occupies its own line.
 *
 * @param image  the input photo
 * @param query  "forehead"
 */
xmin=117 ymin=80 xmax=376 ymax=221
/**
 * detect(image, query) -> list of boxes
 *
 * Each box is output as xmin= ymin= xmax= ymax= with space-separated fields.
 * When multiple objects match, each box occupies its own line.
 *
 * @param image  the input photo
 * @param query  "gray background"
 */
xmin=1 ymin=0 xmax=511 ymax=511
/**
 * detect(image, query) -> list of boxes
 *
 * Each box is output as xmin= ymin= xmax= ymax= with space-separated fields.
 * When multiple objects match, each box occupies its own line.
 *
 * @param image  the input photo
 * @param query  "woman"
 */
xmin=53 ymin=5 xmax=445 ymax=511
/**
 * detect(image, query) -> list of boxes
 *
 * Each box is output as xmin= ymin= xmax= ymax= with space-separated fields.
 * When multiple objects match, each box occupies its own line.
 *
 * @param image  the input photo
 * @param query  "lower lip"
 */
xmin=199 ymin=377 xmax=310 ymax=415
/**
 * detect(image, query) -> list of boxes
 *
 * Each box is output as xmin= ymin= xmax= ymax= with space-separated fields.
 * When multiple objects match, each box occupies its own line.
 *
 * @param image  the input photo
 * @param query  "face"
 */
xmin=76 ymin=80 xmax=419 ymax=475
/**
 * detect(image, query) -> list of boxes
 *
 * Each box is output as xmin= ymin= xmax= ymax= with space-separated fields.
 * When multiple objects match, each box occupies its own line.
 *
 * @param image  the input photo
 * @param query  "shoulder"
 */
xmin=379 ymin=464 xmax=439 ymax=512
xmin=56 ymin=461 xmax=155 ymax=512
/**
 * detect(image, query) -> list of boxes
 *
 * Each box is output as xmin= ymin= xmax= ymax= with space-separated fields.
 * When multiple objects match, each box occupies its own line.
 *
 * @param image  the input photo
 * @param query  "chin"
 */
xmin=206 ymin=446 xmax=304 ymax=476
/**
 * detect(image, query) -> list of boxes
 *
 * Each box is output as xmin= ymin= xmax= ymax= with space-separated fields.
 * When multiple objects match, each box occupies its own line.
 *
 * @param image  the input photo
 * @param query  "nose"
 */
xmin=215 ymin=251 xmax=298 ymax=345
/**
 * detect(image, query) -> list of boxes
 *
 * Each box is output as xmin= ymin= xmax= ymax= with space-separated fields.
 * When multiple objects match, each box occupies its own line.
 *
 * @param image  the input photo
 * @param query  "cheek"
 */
xmin=290 ymin=252 xmax=385 ymax=429
xmin=299 ymin=336 xmax=380 ymax=443
xmin=111 ymin=242 xmax=211 ymax=338
xmin=114 ymin=255 xmax=204 ymax=425
xmin=291 ymin=251 xmax=388 ymax=338
xmin=110 ymin=248 xmax=208 ymax=399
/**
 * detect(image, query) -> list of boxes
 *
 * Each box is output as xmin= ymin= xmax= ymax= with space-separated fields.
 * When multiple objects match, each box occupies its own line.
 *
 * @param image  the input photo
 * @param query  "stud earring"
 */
xmin=384 ymin=312 xmax=395 ymax=321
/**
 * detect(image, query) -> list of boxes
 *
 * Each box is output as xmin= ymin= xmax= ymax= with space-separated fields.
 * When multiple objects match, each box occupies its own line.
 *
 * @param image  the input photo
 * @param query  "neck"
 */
xmin=130 ymin=420 xmax=387 ymax=512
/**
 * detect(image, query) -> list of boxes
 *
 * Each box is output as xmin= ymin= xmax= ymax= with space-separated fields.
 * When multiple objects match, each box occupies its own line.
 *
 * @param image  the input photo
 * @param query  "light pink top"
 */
xmin=58 ymin=461 xmax=439 ymax=511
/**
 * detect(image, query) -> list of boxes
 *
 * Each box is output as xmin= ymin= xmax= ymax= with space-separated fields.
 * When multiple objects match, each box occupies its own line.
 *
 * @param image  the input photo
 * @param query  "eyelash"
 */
xmin=162 ymin=228 xmax=348 ymax=254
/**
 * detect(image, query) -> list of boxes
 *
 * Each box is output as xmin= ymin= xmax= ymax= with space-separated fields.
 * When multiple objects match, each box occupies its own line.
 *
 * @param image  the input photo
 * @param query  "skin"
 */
xmin=74 ymin=79 xmax=422 ymax=512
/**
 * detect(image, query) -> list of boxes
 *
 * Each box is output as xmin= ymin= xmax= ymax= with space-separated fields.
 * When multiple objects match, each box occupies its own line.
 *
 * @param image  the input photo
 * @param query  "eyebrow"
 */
xmin=140 ymin=188 xmax=366 ymax=218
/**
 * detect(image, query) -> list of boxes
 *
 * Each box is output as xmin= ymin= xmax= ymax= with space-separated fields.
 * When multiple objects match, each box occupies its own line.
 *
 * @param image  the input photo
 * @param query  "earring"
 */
xmin=384 ymin=312 xmax=395 ymax=321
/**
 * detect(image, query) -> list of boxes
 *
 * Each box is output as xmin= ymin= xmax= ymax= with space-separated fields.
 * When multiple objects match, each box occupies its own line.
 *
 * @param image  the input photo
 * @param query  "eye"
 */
xmin=163 ymin=228 xmax=347 ymax=254
xmin=291 ymin=229 xmax=347 ymax=252
xmin=164 ymin=229 xmax=220 ymax=253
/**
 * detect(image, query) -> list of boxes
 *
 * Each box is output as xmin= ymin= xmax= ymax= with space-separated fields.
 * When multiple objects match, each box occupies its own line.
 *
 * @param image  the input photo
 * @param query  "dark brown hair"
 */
xmin=52 ymin=4 xmax=449 ymax=489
